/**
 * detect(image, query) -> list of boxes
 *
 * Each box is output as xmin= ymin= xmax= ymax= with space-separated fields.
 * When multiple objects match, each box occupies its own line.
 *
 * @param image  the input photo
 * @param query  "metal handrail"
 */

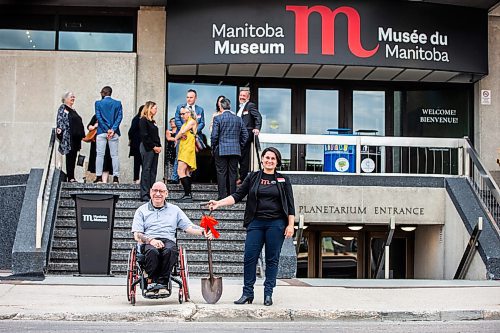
xmin=463 ymin=138 xmax=500 ymax=232
xmin=36 ymin=128 xmax=60 ymax=249
xmin=258 ymin=133 xmax=464 ymax=175
xmin=258 ymin=133 xmax=463 ymax=148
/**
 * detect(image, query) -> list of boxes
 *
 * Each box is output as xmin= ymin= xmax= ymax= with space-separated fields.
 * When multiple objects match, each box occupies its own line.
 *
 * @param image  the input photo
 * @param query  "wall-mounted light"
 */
xmin=342 ymin=236 xmax=354 ymax=241
xmin=347 ymin=225 xmax=363 ymax=231
xmin=401 ymin=226 xmax=416 ymax=232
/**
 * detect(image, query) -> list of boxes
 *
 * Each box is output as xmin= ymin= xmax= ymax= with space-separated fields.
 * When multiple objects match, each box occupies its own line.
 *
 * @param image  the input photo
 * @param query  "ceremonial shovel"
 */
xmin=200 ymin=209 xmax=223 ymax=304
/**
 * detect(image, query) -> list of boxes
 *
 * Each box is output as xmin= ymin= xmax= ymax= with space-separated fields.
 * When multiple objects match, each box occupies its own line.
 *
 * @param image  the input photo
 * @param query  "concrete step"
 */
xmin=51 ymin=238 xmax=245 ymax=252
xmin=53 ymin=229 xmax=246 ymax=241
xmin=50 ymin=183 xmax=247 ymax=276
xmin=54 ymin=217 xmax=246 ymax=230
xmin=56 ymin=208 xmax=245 ymax=219
xmin=49 ymin=250 xmax=244 ymax=263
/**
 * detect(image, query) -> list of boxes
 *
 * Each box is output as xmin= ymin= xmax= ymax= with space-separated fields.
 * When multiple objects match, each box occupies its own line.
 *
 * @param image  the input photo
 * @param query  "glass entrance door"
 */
xmin=167 ymin=82 xmax=238 ymax=182
xmin=258 ymin=88 xmax=292 ymax=169
xmin=367 ymin=232 xmax=414 ymax=279
xmin=305 ymin=89 xmax=339 ymax=171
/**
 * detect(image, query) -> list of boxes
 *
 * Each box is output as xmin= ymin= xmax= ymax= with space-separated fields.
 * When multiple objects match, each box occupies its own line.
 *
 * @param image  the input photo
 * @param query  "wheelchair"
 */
xmin=126 ymin=243 xmax=190 ymax=305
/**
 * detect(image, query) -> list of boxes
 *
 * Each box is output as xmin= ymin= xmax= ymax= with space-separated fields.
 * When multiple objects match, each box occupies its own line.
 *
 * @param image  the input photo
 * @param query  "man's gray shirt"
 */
xmin=131 ymin=201 xmax=195 ymax=243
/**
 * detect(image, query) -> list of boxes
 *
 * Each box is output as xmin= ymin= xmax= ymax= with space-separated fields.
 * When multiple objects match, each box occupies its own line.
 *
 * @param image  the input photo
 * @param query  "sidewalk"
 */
xmin=0 ymin=275 xmax=499 ymax=322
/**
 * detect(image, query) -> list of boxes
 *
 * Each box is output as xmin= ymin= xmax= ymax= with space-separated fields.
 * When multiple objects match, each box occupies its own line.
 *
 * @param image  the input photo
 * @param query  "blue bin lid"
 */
xmin=326 ymin=128 xmax=352 ymax=135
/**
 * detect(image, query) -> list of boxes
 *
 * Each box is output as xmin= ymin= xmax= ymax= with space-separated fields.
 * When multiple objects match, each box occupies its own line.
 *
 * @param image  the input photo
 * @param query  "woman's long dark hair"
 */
xmin=215 ymin=95 xmax=226 ymax=112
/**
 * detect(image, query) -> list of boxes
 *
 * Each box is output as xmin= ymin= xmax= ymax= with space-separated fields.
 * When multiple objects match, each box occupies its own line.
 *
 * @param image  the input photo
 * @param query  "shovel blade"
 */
xmin=201 ymin=276 xmax=223 ymax=304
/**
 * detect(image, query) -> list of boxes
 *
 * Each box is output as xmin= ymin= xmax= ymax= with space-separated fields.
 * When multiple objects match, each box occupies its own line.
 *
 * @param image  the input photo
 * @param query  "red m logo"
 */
xmin=286 ymin=5 xmax=379 ymax=58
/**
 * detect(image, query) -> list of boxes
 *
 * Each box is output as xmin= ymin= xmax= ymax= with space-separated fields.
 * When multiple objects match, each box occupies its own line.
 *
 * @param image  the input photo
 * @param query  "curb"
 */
xmin=2 ymin=308 xmax=500 ymax=322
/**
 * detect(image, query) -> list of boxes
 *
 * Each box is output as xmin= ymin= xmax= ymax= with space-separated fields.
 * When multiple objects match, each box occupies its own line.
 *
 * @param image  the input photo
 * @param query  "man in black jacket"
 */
xmin=237 ymin=88 xmax=262 ymax=184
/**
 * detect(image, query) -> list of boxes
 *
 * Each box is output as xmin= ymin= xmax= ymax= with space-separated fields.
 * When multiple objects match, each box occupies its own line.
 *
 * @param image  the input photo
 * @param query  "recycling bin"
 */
xmin=356 ymin=129 xmax=382 ymax=173
xmin=324 ymin=128 xmax=356 ymax=173
xmin=72 ymin=193 xmax=119 ymax=275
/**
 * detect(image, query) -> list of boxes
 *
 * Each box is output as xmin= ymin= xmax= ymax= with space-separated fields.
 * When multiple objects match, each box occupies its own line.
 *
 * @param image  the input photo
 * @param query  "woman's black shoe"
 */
xmin=264 ymin=295 xmax=273 ymax=306
xmin=234 ymin=295 xmax=253 ymax=304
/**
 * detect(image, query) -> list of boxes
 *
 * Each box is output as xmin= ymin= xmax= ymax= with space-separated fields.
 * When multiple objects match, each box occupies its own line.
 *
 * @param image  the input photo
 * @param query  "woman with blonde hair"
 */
xmin=174 ymin=107 xmax=197 ymax=202
xmin=139 ymin=101 xmax=162 ymax=201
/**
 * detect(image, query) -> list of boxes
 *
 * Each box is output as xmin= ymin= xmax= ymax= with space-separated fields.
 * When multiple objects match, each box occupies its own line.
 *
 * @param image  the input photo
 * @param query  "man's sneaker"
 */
xmin=113 ymin=176 xmax=119 ymax=184
xmin=93 ymin=176 xmax=103 ymax=184
xmin=146 ymin=283 xmax=159 ymax=292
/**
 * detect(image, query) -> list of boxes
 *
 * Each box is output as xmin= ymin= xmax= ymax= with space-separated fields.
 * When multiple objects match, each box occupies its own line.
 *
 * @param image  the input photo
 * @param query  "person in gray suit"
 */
xmin=211 ymin=98 xmax=249 ymax=200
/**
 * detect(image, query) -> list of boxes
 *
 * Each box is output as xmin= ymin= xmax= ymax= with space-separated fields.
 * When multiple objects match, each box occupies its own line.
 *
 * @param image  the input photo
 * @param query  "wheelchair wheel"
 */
xmin=127 ymin=246 xmax=137 ymax=305
xmin=178 ymin=246 xmax=190 ymax=301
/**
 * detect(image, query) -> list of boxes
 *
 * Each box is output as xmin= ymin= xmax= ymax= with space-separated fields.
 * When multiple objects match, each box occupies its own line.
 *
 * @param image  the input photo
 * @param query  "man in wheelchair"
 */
xmin=132 ymin=181 xmax=210 ymax=292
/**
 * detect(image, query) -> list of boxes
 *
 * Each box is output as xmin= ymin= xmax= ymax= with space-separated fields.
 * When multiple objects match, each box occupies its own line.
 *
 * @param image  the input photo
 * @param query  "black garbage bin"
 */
xmin=71 ymin=193 xmax=119 ymax=275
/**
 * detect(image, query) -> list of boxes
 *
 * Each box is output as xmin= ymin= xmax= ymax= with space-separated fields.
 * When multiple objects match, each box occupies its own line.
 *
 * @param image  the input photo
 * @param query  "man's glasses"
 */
xmin=151 ymin=189 xmax=167 ymax=194
xmin=180 ymin=112 xmax=187 ymax=115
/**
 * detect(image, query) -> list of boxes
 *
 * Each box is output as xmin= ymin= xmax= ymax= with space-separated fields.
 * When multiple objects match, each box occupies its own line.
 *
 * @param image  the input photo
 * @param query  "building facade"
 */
xmin=0 ymin=0 xmax=499 ymax=279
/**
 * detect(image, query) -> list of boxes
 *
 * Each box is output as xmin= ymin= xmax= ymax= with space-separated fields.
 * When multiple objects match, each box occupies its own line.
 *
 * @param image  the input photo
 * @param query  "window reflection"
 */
xmin=59 ymin=32 xmax=133 ymax=51
xmin=306 ymin=90 xmax=339 ymax=171
xmin=353 ymin=91 xmax=385 ymax=135
xmin=258 ymin=88 xmax=291 ymax=169
xmin=0 ymin=30 xmax=55 ymax=50
xmin=167 ymin=82 xmax=237 ymax=142
xmin=321 ymin=235 xmax=358 ymax=278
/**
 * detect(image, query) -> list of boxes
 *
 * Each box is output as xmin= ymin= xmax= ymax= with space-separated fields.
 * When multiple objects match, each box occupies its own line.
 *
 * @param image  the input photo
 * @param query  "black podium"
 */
xmin=72 ymin=193 xmax=119 ymax=275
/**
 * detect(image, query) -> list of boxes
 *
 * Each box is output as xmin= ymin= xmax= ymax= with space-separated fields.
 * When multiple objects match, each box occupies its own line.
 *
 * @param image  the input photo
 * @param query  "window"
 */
xmin=306 ymin=89 xmax=339 ymax=171
xmin=353 ymin=91 xmax=385 ymax=135
xmin=0 ymin=14 xmax=55 ymax=50
xmin=258 ymin=88 xmax=292 ymax=169
xmin=0 ymin=11 xmax=135 ymax=52
xmin=58 ymin=15 xmax=134 ymax=51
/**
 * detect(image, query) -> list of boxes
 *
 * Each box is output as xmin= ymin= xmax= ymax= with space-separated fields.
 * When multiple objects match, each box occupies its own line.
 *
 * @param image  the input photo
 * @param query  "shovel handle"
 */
xmin=207 ymin=237 xmax=214 ymax=279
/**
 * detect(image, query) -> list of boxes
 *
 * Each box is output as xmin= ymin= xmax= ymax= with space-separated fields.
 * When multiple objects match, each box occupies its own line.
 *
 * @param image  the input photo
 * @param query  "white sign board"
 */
xmin=481 ymin=90 xmax=491 ymax=105
xmin=293 ymin=185 xmax=445 ymax=225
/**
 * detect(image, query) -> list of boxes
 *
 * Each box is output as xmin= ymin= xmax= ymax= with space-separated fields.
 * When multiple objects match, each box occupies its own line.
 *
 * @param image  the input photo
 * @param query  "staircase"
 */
xmin=48 ymin=182 xmax=246 ymax=277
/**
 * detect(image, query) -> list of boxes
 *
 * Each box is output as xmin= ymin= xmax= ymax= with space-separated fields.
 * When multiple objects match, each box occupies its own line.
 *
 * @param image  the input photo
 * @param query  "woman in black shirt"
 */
xmin=208 ymin=147 xmax=295 ymax=306
xmin=128 ymin=105 xmax=144 ymax=184
xmin=139 ymin=101 xmax=162 ymax=201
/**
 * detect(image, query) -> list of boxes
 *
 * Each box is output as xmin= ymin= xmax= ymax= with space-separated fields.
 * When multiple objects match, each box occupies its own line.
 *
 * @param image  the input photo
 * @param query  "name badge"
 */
xmin=277 ymin=177 xmax=285 ymax=183
xmin=242 ymin=111 xmax=249 ymax=115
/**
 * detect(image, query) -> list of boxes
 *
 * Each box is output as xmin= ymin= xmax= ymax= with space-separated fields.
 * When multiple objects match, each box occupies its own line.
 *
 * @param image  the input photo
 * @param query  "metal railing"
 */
xmin=36 ymin=128 xmax=61 ymax=249
xmin=463 ymin=138 xmax=500 ymax=232
xmin=256 ymin=133 xmax=463 ymax=175
xmin=253 ymin=133 xmax=500 ymax=231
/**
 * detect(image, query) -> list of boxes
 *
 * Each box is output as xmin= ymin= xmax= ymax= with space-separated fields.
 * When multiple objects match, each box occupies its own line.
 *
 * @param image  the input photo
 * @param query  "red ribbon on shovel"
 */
xmin=200 ymin=213 xmax=220 ymax=239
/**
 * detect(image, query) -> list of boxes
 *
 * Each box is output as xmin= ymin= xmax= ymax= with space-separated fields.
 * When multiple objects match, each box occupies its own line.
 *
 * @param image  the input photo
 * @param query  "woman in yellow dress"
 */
xmin=174 ymin=107 xmax=198 ymax=202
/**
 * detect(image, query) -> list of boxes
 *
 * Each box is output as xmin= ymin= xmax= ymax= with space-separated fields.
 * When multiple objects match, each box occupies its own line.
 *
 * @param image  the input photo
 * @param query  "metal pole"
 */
xmin=384 ymin=246 xmax=390 ymax=279
xmin=356 ymin=136 xmax=361 ymax=174
xmin=385 ymin=217 xmax=396 ymax=279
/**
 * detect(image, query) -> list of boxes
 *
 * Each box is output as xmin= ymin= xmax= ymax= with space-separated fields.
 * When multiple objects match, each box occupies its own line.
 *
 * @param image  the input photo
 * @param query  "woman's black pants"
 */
xmin=242 ymin=219 xmax=285 ymax=297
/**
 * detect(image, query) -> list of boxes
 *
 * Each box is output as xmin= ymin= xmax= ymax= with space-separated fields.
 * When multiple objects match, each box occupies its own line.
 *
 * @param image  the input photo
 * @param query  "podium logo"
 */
xmin=286 ymin=5 xmax=379 ymax=58
xmin=82 ymin=214 xmax=108 ymax=223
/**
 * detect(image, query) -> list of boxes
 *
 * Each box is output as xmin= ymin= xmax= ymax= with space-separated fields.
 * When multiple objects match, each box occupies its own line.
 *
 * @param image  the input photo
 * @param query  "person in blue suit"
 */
xmin=171 ymin=89 xmax=205 ymax=184
xmin=95 ymin=86 xmax=123 ymax=184
xmin=211 ymin=98 xmax=248 ymax=200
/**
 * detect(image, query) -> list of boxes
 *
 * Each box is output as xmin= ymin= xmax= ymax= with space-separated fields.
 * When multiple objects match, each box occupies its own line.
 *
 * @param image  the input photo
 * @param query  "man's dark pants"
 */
xmin=215 ymin=152 xmax=239 ymax=199
xmin=239 ymin=129 xmax=254 ymax=182
xmin=142 ymin=238 xmax=178 ymax=284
